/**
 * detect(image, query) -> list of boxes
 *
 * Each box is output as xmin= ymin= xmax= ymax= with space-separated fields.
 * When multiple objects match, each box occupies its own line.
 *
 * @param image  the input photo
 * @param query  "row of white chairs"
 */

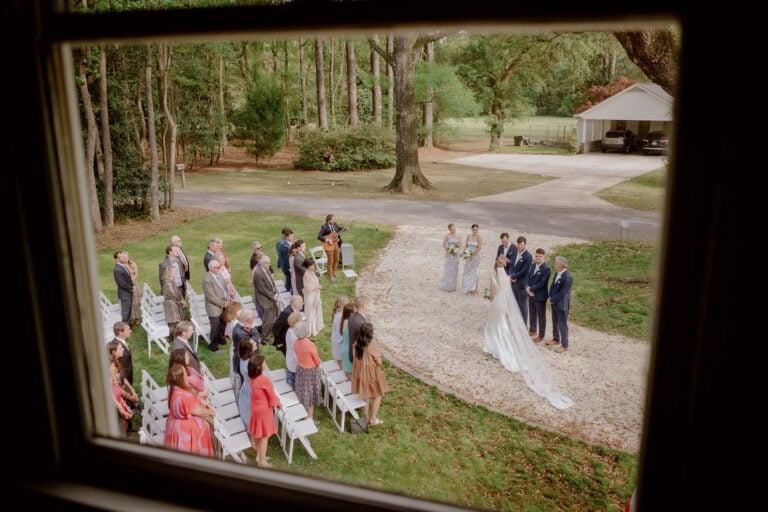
xmin=320 ymin=360 xmax=367 ymax=433
xmin=265 ymin=367 xmax=318 ymax=464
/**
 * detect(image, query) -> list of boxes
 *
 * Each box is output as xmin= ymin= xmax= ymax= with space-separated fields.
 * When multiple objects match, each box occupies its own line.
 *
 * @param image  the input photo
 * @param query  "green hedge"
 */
xmin=294 ymin=125 xmax=396 ymax=171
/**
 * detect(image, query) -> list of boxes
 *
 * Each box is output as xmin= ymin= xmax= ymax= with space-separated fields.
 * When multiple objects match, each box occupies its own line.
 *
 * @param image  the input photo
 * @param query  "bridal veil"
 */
xmin=484 ymin=267 xmax=574 ymax=409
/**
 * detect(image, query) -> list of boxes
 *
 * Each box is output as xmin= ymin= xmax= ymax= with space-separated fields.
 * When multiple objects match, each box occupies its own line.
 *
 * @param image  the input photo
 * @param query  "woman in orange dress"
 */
xmin=164 ymin=362 xmax=215 ymax=457
xmin=351 ymin=322 xmax=390 ymax=427
xmin=247 ymin=354 xmax=281 ymax=468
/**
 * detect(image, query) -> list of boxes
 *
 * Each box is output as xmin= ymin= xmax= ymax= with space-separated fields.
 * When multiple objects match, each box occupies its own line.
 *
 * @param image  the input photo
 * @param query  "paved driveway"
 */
xmin=175 ymin=152 xmax=664 ymax=242
xmin=449 ymin=152 xmax=666 ymax=208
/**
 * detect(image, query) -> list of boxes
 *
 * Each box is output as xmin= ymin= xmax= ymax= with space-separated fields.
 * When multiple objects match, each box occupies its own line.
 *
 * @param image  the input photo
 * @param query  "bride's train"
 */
xmin=484 ymin=267 xmax=574 ymax=409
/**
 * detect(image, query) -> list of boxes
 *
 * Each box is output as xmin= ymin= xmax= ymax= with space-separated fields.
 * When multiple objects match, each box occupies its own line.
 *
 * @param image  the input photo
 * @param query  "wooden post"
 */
xmin=176 ymin=163 xmax=186 ymax=188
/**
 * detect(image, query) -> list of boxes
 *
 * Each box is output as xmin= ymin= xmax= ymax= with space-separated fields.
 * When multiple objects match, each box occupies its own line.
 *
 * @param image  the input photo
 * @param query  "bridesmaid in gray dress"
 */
xmin=439 ymin=223 xmax=463 ymax=292
xmin=461 ymin=224 xmax=483 ymax=294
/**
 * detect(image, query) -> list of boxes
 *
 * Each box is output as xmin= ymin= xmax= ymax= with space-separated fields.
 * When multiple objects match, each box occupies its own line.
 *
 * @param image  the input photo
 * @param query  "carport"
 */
xmin=574 ymin=82 xmax=673 ymax=153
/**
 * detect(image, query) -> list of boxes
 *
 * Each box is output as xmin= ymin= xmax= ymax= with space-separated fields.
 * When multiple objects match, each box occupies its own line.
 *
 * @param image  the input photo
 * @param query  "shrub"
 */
xmin=294 ymin=125 xmax=396 ymax=171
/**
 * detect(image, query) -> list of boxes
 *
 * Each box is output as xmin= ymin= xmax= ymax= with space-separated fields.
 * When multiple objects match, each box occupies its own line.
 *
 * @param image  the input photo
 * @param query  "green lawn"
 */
xmin=99 ymin=211 xmax=638 ymax=511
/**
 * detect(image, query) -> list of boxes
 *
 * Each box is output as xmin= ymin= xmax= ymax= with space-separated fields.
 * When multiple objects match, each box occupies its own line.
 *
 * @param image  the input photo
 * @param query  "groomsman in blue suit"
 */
xmin=546 ymin=255 xmax=573 ymax=354
xmin=508 ymin=236 xmax=533 ymax=326
xmin=526 ymin=248 xmax=551 ymax=342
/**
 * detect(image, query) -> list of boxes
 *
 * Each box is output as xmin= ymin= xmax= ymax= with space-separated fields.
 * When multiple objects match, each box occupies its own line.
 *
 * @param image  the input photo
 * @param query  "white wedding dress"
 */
xmin=484 ymin=267 xmax=574 ymax=409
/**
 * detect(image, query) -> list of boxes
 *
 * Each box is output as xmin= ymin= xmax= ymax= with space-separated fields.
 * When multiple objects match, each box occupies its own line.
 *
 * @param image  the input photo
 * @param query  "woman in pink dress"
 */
xmin=247 ymin=354 xmax=281 ymax=468
xmin=168 ymin=348 xmax=207 ymax=398
xmin=164 ymin=362 xmax=215 ymax=457
xmin=302 ymin=258 xmax=324 ymax=336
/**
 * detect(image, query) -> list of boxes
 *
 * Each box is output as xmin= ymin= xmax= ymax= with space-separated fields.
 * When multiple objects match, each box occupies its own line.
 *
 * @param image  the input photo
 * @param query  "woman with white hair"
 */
xmin=292 ymin=320 xmax=323 ymax=419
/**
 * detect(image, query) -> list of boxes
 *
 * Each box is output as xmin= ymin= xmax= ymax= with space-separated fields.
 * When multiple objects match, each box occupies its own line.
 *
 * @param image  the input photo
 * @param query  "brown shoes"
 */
xmin=533 ymin=336 xmax=544 ymax=343
xmin=545 ymin=339 xmax=560 ymax=346
xmin=555 ymin=347 xmax=568 ymax=353
xmin=528 ymin=331 xmax=537 ymax=336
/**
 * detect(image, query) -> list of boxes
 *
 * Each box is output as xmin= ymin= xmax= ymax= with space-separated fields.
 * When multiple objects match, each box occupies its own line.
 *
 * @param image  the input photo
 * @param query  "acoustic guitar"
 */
xmin=321 ymin=220 xmax=354 ymax=251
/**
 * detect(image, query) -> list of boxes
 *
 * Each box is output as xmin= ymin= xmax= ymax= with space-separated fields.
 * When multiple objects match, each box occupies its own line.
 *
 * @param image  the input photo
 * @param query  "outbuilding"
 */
xmin=574 ymin=82 xmax=673 ymax=153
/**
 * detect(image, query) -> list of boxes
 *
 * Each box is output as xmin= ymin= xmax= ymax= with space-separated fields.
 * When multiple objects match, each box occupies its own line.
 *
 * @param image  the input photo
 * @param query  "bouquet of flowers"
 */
xmin=482 ymin=288 xmax=491 ymax=300
xmin=447 ymin=244 xmax=460 ymax=256
xmin=460 ymin=247 xmax=473 ymax=260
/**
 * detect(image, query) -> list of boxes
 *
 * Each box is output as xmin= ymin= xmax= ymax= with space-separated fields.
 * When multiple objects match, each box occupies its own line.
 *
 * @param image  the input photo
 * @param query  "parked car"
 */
xmin=641 ymin=130 xmax=669 ymax=155
xmin=601 ymin=129 xmax=637 ymax=153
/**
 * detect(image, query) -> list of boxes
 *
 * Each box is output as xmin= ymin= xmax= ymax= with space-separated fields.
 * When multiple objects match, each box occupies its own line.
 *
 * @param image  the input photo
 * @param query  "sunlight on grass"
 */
xmin=595 ymin=166 xmax=666 ymax=212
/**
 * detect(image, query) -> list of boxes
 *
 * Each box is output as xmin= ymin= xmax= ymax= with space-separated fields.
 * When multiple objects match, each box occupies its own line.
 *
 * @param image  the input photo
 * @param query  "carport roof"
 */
xmin=574 ymin=82 xmax=673 ymax=121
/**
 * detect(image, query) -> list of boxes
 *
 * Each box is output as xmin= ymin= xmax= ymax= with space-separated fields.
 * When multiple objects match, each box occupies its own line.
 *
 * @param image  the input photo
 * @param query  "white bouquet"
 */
xmin=447 ymin=244 xmax=460 ymax=256
xmin=460 ymin=247 xmax=473 ymax=260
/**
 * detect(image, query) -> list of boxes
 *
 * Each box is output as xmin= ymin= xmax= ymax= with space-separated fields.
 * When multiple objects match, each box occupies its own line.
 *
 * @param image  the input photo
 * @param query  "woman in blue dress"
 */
xmin=461 ymin=224 xmax=484 ymax=295
xmin=339 ymin=302 xmax=356 ymax=379
xmin=237 ymin=337 xmax=258 ymax=428
xmin=439 ymin=223 xmax=463 ymax=292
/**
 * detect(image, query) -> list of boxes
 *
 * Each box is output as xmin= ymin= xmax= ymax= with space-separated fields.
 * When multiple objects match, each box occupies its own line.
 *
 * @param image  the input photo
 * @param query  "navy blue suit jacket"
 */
xmin=527 ymin=262 xmax=551 ymax=301
xmin=496 ymin=243 xmax=513 ymax=273
xmin=508 ymin=249 xmax=533 ymax=290
xmin=548 ymin=269 xmax=572 ymax=311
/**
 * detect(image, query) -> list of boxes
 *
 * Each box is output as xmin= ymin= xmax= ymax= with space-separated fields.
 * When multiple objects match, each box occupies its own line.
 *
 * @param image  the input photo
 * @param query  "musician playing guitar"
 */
xmin=317 ymin=213 xmax=350 ymax=281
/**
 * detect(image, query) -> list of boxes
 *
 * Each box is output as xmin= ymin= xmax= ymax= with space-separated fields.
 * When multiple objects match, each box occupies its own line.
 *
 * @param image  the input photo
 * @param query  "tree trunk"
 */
xmin=371 ymin=35 xmax=382 ymax=127
xmin=315 ymin=37 xmax=328 ymax=130
xmin=384 ymin=35 xmax=433 ymax=193
xmin=283 ymin=41 xmax=291 ymax=142
xmin=328 ymin=38 xmax=337 ymax=126
xmin=77 ymin=45 xmax=103 ymax=232
xmin=146 ymin=45 xmax=160 ymax=220
xmin=98 ymin=45 xmax=114 ymax=228
xmin=613 ymin=30 xmax=677 ymax=94
xmin=299 ymin=37 xmax=308 ymax=125
xmin=346 ymin=40 xmax=358 ymax=126
xmin=422 ymin=40 xmax=434 ymax=149
xmin=387 ymin=34 xmax=394 ymax=131
xmin=218 ymin=54 xmax=226 ymax=161
xmin=158 ymin=42 xmax=176 ymax=214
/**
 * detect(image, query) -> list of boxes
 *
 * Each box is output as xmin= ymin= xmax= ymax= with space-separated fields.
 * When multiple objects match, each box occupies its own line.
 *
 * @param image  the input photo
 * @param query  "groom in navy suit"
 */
xmin=526 ymin=248 xmax=551 ymax=342
xmin=496 ymin=232 xmax=513 ymax=273
xmin=546 ymin=255 xmax=573 ymax=353
xmin=508 ymin=236 xmax=533 ymax=326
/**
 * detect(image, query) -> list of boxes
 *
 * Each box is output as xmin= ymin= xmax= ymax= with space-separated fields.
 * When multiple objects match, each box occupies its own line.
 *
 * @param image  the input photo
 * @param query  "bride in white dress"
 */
xmin=484 ymin=262 xmax=574 ymax=409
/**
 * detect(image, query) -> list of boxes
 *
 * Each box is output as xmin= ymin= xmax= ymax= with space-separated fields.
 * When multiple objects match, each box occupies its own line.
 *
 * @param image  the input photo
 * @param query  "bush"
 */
xmin=294 ymin=125 xmax=396 ymax=171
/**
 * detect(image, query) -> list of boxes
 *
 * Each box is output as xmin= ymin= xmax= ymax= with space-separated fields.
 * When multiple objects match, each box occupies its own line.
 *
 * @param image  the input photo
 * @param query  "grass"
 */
xmin=96 ymin=118 xmax=664 ymax=509
xmin=551 ymin=241 xmax=659 ymax=341
xmin=178 ymin=163 xmax=555 ymax=203
xmin=595 ymin=166 xmax=667 ymax=212
xmin=98 ymin=211 xmax=638 ymax=511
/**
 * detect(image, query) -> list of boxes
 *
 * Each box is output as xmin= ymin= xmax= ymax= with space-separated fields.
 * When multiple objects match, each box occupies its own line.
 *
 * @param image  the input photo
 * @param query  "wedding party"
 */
xmin=358 ymin=224 xmax=649 ymax=454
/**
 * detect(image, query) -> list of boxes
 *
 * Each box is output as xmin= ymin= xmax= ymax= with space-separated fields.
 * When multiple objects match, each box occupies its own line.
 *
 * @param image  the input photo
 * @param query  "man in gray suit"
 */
xmin=113 ymin=250 xmax=134 ymax=323
xmin=171 ymin=321 xmax=200 ymax=373
xmin=252 ymin=255 xmax=279 ymax=343
xmin=202 ymin=259 xmax=229 ymax=352
xmin=292 ymin=240 xmax=307 ymax=297
xmin=347 ymin=295 xmax=368 ymax=363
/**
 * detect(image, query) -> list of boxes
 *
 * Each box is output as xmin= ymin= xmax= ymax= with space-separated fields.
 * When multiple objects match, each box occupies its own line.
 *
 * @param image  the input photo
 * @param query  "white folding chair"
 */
xmin=309 ymin=246 xmax=328 ymax=276
xmin=141 ymin=315 xmax=170 ymax=358
xmin=326 ymin=375 xmax=367 ymax=433
xmin=213 ymin=417 xmax=252 ymax=464
xmin=275 ymin=408 xmax=318 ymax=464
